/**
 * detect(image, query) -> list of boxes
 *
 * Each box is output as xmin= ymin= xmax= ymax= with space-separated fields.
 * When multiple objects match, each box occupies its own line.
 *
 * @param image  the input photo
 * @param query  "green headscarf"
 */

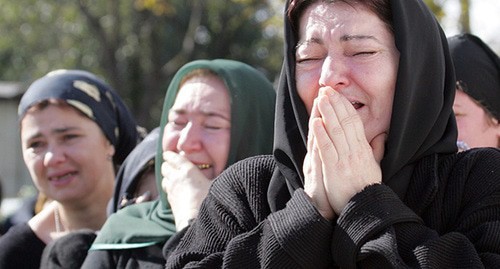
xmin=91 ymin=59 xmax=276 ymax=249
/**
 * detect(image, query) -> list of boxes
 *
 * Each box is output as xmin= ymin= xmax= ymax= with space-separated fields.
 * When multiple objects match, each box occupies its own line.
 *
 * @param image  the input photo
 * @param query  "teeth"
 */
xmin=197 ymin=164 xmax=211 ymax=170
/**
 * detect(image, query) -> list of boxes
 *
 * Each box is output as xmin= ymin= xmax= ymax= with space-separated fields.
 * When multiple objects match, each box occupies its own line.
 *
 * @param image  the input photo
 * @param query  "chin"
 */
xmin=202 ymin=170 xmax=215 ymax=180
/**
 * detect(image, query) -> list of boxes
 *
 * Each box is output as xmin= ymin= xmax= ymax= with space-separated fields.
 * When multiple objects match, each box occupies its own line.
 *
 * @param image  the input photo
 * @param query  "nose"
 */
xmin=43 ymin=145 xmax=66 ymax=167
xmin=177 ymin=122 xmax=203 ymax=154
xmin=318 ymin=56 xmax=349 ymax=90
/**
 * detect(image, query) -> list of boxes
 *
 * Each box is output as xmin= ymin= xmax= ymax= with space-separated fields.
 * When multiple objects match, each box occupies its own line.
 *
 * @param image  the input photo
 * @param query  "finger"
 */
xmin=164 ymin=151 xmax=198 ymax=171
xmin=317 ymin=94 xmax=349 ymax=156
xmin=310 ymin=126 xmax=335 ymax=220
xmin=308 ymin=98 xmax=321 ymax=152
xmin=311 ymin=116 xmax=338 ymax=164
xmin=310 ymin=95 xmax=321 ymax=119
xmin=327 ymin=90 xmax=367 ymax=154
xmin=337 ymin=92 xmax=367 ymax=145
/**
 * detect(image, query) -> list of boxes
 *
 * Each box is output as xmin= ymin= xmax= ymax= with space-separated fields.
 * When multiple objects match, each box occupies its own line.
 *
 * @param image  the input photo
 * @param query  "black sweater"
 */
xmin=0 ymin=223 xmax=45 ymax=269
xmin=165 ymin=149 xmax=500 ymax=268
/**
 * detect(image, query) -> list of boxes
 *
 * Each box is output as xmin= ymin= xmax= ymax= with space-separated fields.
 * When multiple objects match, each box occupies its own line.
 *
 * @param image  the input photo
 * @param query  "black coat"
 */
xmin=166 ymin=149 xmax=500 ymax=268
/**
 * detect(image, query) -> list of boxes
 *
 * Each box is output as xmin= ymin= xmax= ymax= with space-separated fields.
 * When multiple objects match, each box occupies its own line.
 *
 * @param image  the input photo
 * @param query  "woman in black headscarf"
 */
xmin=165 ymin=0 xmax=500 ymax=268
xmin=449 ymin=33 xmax=500 ymax=150
xmin=0 ymin=69 xmax=140 ymax=268
xmin=110 ymin=127 xmax=160 ymax=214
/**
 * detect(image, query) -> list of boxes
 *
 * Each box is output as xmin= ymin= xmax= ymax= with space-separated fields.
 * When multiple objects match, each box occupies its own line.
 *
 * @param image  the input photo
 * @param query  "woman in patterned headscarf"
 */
xmin=0 ymin=69 xmax=140 ymax=268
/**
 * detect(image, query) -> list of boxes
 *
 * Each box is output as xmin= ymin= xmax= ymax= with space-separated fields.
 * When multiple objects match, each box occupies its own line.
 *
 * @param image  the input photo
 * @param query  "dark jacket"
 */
xmin=166 ymin=149 xmax=500 ymax=268
xmin=0 ymin=224 xmax=45 ymax=268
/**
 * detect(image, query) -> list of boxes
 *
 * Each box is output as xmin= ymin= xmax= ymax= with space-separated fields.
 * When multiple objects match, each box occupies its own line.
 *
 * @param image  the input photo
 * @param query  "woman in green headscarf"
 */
xmin=77 ymin=59 xmax=276 ymax=268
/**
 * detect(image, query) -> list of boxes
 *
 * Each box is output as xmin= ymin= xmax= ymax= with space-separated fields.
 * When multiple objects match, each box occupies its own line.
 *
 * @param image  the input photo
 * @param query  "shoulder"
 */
xmin=0 ymin=223 xmax=40 ymax=246
xmin=439 ymin=148 xmax=500 ymax=193
xmin=212 ymin=155 xmax=276 ymax=190
xmin=83 ymin=244 xmax=164 ymax=269
xmin=222 ymin=154 xmax=276 ymax=177
xmin=209 ymin=155 xmax=276 ymax=217
xmin=42 ymin=229 xmax=96 ymax=269
xmin=444 ymin=147 xmax=500 ymax=172
xmin=0 ymin=223 xmax=45 ymax=267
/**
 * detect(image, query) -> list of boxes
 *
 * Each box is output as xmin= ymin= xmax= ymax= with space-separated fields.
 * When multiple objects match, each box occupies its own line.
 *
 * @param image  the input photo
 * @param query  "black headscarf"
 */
xmin=448 ymin=33 xmax=500 ymax=119
xmin=18 ymin=69 xmax=140 ymax=164
xmin=269 ymin=0 xmax=457 ymax=211
xmin=108 ymin=127 xmax=160 ymax=214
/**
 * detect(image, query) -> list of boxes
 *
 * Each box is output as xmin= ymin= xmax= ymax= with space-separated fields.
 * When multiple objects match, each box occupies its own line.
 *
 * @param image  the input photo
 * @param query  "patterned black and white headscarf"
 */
xmin=18 ymin=69 xmax=140 ymax=164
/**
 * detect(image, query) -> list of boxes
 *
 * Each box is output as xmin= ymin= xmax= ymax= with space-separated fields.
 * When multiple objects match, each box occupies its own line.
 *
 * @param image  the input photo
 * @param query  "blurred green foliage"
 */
xmin=0 ymin=0 xmax=474 ymax=130
xmin=0 ymin=0 xmax=285 ymax=129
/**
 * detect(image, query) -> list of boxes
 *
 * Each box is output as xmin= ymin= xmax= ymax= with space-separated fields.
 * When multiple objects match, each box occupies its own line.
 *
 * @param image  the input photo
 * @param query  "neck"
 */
xmin=55 ymin=198 xmax=108 ymax=232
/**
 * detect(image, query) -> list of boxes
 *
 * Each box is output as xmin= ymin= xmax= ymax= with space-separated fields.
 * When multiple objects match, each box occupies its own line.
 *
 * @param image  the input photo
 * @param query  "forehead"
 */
xmin=172 ymin=75 xmax=231 ymax=112
xmin=21 ymin=105 xmax=96 ymax=138
xmin=298 ymin=2 xmax=388 ymax=39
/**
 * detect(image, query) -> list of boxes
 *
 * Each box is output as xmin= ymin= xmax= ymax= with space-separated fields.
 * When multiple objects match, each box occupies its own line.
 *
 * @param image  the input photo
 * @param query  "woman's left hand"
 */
xmin=311 ymin=87 xmax=384 ymax=214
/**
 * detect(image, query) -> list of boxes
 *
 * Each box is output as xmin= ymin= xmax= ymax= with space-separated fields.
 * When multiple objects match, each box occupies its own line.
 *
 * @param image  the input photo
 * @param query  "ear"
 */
xmin=492 ymin=118 xmax=500 ymax=147
xmin=108 ymin=143 xmax=116 ymax=158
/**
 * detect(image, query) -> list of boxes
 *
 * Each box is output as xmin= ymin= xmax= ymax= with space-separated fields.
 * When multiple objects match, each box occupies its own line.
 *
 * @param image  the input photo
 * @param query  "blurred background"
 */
xmin=1 ymin=0 xmax=499 ymax=217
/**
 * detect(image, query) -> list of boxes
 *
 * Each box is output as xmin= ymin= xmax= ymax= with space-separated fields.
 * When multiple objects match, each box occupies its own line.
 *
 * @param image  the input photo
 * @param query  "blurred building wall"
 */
xmin=0 ymin=82 xmax=33 ymax=199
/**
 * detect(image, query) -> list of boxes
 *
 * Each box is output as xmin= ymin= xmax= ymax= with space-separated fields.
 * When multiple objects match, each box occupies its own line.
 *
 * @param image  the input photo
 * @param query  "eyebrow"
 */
xmin=295 ymin=37 xmax=323 ymax=49
xmin=169 ymin=108 xmax=231 ymax=121
xmin=296 ymin=34 xmax=379 ymax=49
xmin=24 ymin=127 xmax=80 ymax=141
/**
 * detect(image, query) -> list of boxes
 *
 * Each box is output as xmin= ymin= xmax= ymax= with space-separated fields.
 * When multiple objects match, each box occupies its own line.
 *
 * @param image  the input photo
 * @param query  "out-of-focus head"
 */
xmin=18 ymin=69 xmax=139 ymax=165
xmin=110 ymin=128 xmax=160 ymax=214
xmin=156 ymin=59 xmax=276 ymax=206
xmin=449 ymin=33 xmax=500 ymax=149
xmin=18 ymin=70 xmax=140 ymax=203
xmin=162 ymin=69 xmax=232 ymax=180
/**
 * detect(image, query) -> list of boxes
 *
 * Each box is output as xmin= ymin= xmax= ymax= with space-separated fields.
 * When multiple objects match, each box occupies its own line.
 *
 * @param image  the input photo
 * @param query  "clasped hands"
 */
xmin=303 ymin=87 xmax=385 ymax=221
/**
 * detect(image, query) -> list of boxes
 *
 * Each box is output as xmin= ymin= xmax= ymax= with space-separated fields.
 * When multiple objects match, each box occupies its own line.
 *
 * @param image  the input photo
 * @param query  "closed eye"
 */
xmin=28 ymin=140 xmax=44 ymax=149
xmin=296 ymin=57 xmax=323 ymax=64
xmin=62 ymin=134 xmax=80 ymax=141
xmin=353 ymin=51 xmax=376 ymax=56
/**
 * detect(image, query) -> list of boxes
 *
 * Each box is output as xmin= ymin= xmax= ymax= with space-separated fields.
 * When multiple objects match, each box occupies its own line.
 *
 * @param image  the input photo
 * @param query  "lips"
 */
xmin=49 ymin=171 xmax=77 ymax=182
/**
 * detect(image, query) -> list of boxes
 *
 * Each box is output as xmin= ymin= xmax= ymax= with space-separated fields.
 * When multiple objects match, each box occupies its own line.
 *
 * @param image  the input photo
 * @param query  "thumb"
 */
xmin=370 ymin=133 xmax=387 ymax=164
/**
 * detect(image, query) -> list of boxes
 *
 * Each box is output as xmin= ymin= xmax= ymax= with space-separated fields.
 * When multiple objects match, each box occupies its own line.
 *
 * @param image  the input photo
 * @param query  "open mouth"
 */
xmin=197 ymin=164 xmax=212 ymax=170
xmin=49 ymin=172 xmax=76 ymax=181
xmin=350 ymin=101 xmax=364 ymax=110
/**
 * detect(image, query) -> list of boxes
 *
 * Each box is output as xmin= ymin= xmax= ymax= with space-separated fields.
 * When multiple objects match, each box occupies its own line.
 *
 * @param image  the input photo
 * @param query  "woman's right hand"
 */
xmin=161 ymin=151 xmax=212 ymax=230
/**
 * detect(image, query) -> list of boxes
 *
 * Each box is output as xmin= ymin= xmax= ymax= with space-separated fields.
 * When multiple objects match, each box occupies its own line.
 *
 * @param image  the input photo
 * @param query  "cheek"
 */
xmin=297 ymin=89 xmax=314 ymax=113
xmin=23 ymin=154 xmax=41 ymax=176
xmin=295 ymin=74 xmax=318 ymax=114
xmin=206 ymin=132 xmax=231 ymax=175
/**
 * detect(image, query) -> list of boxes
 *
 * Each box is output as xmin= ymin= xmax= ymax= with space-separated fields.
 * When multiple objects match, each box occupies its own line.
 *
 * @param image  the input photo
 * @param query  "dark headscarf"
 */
xmin=18 ymin=69 xmax=140 ymax=164
xmin=448 ymin=33 xmax=500 ymax=119
xmin=91 ymin=59 xmax=276 ymax=249
xmin=108 ymin=127 xmax=160 ymax=215
xmin=268 ymin=0 xmax=458 ymax=211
